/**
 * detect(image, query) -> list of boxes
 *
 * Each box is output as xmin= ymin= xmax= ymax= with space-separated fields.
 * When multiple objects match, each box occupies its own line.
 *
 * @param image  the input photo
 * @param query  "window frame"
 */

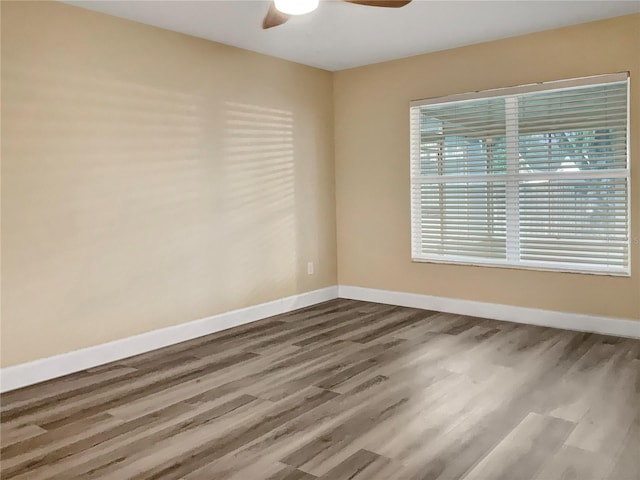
xmin=409 ymin=73 xmax=631 ymax=276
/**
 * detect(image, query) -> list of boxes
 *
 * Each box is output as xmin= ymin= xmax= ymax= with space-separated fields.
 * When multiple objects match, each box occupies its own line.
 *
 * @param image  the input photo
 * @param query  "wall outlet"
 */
xmin=307 ymin=262 xmax=314 ymax=275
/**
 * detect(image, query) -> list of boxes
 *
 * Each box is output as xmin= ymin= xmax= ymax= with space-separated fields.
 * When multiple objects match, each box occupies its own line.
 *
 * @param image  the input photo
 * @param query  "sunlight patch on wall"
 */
xmin=221 ymin=102 xmax=296 ymax=305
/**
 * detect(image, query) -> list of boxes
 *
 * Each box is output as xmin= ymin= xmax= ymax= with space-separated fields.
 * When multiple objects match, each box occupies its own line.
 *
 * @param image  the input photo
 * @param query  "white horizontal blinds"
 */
xmin=519 ymin=179 xmax=628 ymax=269
xmin=516 ymin=81 xmax=629 ymax=272
xmin=518 ymin=83 xmax=628 ymax=172
xmin=419 ymin=99 xmax=507 ymax=176
xmin=412 ymin=97 xmax=508 ymax=263
xmin=417 ymin=182 xmax=507 ymax=259
xmin=410 ymin=74 xmax=630 ymax=274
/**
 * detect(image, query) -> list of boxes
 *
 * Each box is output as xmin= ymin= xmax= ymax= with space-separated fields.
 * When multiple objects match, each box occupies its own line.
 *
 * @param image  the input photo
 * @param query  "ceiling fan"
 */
xmin=263 ymin=0 xmax=412 ymax=29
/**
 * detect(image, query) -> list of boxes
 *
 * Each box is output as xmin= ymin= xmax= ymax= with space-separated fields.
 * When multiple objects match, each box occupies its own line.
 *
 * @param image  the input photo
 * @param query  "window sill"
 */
xmin=411 ymin=256 xmax=630 ymax=277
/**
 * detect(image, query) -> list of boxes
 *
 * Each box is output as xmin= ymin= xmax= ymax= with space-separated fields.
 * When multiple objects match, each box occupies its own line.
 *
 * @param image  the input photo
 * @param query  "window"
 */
xmin=409 ymin=73 xmax=630 ymax=275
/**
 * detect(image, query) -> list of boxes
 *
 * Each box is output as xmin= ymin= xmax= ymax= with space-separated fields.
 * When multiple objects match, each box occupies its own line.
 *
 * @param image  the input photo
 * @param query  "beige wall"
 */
xmin=2 ymin=4 xmax=638 ymax=368
xmin=1 ymin=1 xmax=337 ymax=366
xmin=334 ymin=14 xmax=640 ymax=321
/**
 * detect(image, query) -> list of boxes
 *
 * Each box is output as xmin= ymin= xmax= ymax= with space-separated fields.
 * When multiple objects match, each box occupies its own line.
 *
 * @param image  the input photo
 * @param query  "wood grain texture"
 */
xmin=1 ymin=299 xmax=639 ymax=479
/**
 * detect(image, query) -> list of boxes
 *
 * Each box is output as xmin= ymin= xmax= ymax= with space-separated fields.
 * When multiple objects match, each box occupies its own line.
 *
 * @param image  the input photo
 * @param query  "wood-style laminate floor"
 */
xmin=1 ymin=299 xmax=639 ymax=480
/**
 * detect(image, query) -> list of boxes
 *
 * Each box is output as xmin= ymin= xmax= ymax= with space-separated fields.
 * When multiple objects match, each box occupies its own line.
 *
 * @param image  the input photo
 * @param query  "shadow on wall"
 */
xmin=221 ymin=102 xmax=297 ymax=306
xmin=2 ymin=56 xmax=317 ymax=365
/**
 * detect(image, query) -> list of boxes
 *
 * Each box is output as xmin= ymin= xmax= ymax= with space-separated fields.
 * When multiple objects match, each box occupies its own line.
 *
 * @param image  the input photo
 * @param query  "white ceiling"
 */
xmin=63 ymin=0 xmax=640 ymax=71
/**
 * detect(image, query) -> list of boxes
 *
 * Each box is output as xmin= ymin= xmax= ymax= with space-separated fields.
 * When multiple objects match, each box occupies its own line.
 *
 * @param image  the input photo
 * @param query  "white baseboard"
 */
xmin=0 ymin=286 xmax=339 ymax=393
xmin=339 ymin=285 xmax=640 ymax=339
xmin=3 ymin=284 xmax=638 ymax=393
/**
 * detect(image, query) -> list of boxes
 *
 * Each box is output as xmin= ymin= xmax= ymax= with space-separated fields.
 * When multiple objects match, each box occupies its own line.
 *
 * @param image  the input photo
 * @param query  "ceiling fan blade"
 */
xmin=342 ymin=0 xmax=412 ymax=7
xmin=263 ymin=1 xmax=290 ymax=29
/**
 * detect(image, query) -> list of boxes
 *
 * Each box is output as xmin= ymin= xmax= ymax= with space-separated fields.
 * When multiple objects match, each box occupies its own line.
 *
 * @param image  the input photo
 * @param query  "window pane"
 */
xmin=518 ymin=83 xmax=627 ymax=173
xmin=519 ymin=178 xmax=628 ymax=269
xmin=417 ymin=182 xmax=507 ymax=260
xmin=419 ymin=99 xmax=507 ymax=175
